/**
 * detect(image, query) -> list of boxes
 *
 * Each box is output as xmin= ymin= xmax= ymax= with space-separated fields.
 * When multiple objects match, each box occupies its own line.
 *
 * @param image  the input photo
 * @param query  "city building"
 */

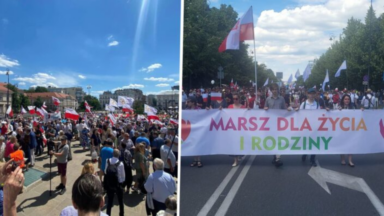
xmin=99 ymin=89 xmax=144 ymax=107
xmin=147 ymin=94 xmax=156 ymax=107
xmin=48 ymin=87 xmax=86 ymax=103
xmin=25 ymin=92 xmax=77 ymax=111
xmin=156 ymin=90 xmax=179 ymax=112
xmin=0 ymin=83 xmax=13 ymax=115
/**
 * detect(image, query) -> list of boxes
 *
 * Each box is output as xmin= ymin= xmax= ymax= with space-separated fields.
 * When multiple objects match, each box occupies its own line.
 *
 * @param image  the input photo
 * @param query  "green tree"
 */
xmin=33 ymin=97 xmax=43 ymax=108
xmin=34 ymin=86 xmax=49 ymax=92
xmin=79 ymin=95 xmax=102 ymax=111
xmin=19 ymin=94 xmax=30 ymax=109
xmin=133 ymin=100 xmax=144 ymax=114
xmin=152 ymin=98 xmax=157 ymax=107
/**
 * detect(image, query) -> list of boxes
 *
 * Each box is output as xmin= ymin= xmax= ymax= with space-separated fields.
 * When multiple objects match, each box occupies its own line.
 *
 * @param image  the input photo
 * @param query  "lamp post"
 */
xmin=5 ymin=69 xmax=10 ymax=118
xmin=87 ymin=85 xmax=92 ymax=95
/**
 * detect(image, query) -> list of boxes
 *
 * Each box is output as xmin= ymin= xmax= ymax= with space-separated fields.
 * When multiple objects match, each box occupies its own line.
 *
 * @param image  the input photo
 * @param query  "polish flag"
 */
xmin=84 ymin=101 xmax=92 ymax=113
xmin=65 ymin=108 xmax=79 ymax=121
xmin=230 ymin=79 xmax=234 ymax=88
xmin=6 ymin=106 xmax=13 ymax=118
xmin=108 ymin=114 xmax=116 ymax=126
xmin=210 ymin=92 xmax=222 ymax=101
xmin=28 ymin=106 xmax=36 ymax=114
xmin=36 ymin=107 xmax=48 ymax=117
xmin=170 ymin=118 xmax=178 ymax=125
xmin=42 ymin=102 xmax=47 ymax=109
xmin=52 ymin=96 xmax=61 ymax=106
xmin=122 ymin=104 xmax=133 ymax=113
xmin=20 ymin=106 xmax=27 ymax=114
xmin=219 ymin=7 xmax=254 ymax=52
xmin=147 ymin=114 xmax=160 ymax=121
xmin=202 ymin=94 xmax=208 ymax=103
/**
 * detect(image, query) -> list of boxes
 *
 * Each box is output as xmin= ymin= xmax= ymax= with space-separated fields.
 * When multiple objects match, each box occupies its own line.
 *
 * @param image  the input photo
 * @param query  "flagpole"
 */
xmin=251 ymin=6 xmax=258 ymax=108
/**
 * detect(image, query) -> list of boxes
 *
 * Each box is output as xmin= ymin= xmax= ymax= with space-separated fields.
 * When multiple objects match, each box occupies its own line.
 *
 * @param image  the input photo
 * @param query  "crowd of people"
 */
xmin=0 ymin=111 xmax=178 ymax=216
xmin=182 ymin=83 xmax=383 ymax=168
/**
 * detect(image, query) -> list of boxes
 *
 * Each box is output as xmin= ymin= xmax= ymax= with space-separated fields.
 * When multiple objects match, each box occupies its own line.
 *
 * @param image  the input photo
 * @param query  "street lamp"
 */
xmin=5 ymin=69 xmax=10 ymax=118
xmin=87 ymin=85 xmax=92 ymax=95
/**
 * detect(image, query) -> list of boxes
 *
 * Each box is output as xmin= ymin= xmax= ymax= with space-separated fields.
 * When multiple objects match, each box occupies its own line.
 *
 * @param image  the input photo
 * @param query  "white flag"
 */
xmin=117 ymin=96 xmax=135 ymax=107
xmin=335 ymin=60 xmax=347 ymax=77
xmin=108 ymin=114 xmax=117 ymax=126
xmin=303 ymin=64 xmax=312 ymax=82
xmin=295 ymin=69 xmax=300 ymax=79
xmin=322 ymin=70 xmax=329 ymax=92
xmin=144 ymin=104 xmax=157 ymax=114
xmin=109 ymin=98 xmax=118 ymax=107
xmin=263 ymin=78 xmax=269 ymax=87
xmin=287 ymin=74 xmax=293 ymax=84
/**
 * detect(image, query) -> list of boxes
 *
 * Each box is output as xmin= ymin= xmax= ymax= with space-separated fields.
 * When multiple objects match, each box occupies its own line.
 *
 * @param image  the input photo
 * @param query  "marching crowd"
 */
xmin=182 ymin=83 xmax=383 ymax=168
xmin=0 ymin=112 xmax=178 ymax=216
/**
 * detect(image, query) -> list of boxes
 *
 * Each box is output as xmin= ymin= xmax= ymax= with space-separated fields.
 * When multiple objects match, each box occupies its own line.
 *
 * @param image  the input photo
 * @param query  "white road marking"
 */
xmin=197 ymin=156 xmax=249 ymax=216
xmin=214 ymin=155 xmax=256 ymax=216
xmin=309 ymin=162 xmax=384 ymax=215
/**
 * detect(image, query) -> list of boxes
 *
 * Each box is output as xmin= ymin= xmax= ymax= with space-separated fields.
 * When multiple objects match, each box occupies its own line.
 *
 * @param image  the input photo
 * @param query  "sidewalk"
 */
xmin=16 ymin=140 xmax=147 ymax=216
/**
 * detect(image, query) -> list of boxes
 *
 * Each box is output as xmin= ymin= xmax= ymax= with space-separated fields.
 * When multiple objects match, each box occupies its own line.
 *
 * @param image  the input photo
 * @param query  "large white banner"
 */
xmin=181 ymin=110 xmax=384 ymax=156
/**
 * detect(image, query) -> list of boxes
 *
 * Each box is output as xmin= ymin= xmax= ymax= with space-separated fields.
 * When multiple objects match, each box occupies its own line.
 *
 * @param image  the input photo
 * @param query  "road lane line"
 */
xmin=197 ymin=156 xmax=249 ymax=216
xmin=214 ymin=155 xmax=256 ymax=216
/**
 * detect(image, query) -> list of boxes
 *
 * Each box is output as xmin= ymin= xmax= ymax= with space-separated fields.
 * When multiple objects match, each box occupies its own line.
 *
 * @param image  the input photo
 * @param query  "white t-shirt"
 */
xmin=165 ymin=135 xmax=178 ymax=152
xmin=362 ymin=94 xmax=375 ymax=108
xmin=300 ymin=100 xmax=319 ymax=110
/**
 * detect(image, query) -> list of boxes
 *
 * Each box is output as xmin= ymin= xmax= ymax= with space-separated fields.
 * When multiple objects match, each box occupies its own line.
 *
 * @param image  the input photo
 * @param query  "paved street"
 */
xmin=16 ymin=140 xmax=147 ymax=216
xmin=180 ymin=154 xmax=384 ymax=216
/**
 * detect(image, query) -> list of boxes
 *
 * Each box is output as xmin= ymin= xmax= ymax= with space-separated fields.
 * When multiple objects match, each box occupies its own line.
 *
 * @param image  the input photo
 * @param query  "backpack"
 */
xmin=103 ymin=159 xmax=121 ymax=191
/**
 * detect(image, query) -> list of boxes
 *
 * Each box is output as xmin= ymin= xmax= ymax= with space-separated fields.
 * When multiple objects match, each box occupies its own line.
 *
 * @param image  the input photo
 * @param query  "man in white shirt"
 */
xmin=165 ymin=128 xmax=178 ymax=178
xmin=362 ymin=89 xmax=376 ymax=109
xmin=104 ymin=149 xmax=125 ymax=216
xmin=160 ymin=139 xmax=176 ymax=175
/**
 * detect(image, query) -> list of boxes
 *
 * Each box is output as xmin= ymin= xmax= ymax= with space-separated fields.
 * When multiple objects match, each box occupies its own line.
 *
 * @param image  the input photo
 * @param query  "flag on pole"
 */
xmin=28 ymin=106 xmax=36 ymax=114
xmin=52 ymin=96 xmax=61 ymax=106
xmin=108 ymin=113 xmax=117 ymax=126
xmin=335 ymin=60 xmax=347 ymax=77
xmin=122 ymin=104 xmax=134 ymax=113
xmin=6 ymin=106 xmax=13 ymax=118
xmin=117 ymin=96 xmax=135 ymax=107
xmin=65 ymin=108 xmax=79 ymax=121
xmin=20 ymin=106 xmax=27 ymax=114
xmin=303 ymin=64 xmax=312 ymax=82
xmin=42 ymin=102 xmax=47 ymax=109
xmin=295 ymin=69 xmax=300 ymax=79
xmin=219 ymin=7 xmax=254 ymax=52
xmin=84 ymin=101 xmax=92 ymax=113
xmin=36 ymin=107 xmax=47 ymax=117
xmin=144 ymin=104 xmax=158 ymax=114
xmin=322 ymin=69 xmax=329 ymax=92
xmin=109 ymin=98 xmax=118 ymax=107
xmin=263 ymin=78 xmax=269 ymax=87
xmin=287 ymin=74 xmax=293 ymax=84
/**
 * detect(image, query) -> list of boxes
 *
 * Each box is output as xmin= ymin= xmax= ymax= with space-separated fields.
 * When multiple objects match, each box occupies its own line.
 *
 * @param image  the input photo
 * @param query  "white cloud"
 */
xmin=112 ymin=84 xmax=145 ymax=92
xmin=0 ymin=54 xmax=19 ymax=68
xmin=18 ymin=82 xmax=26 ymax=86
xmin=78 ymin=75 xmax=86 ymax=79
xmin=242 ymin=0 xmax=384 ymax=81
xmin=139 ymin=63 xmax=162 ymax=73
xmin=156 ymin=83 xmax=169 ymax=87
xmin=108 ymin=41 xmax=119 ymax=46
xmin=168 ymin=73 xmax=179 ymax=78
xmin=0 ymin=70 xmax=14 ymax=75
xmin=174 ymin=81 xmax=179 ymax=84
xmin=13 ymin=72 xmax=80 ymax=87
xmin=144 ymin=77 xmax=175 ymax=82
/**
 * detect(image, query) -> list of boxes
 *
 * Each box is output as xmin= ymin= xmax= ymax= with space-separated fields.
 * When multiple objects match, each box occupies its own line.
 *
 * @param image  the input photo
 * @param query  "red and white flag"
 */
xmin=122 ymin=104 xmax=133 ymax=113
xmin=219 ymin=7 xmax=254 ymax=52
xmin=202 ymin=94 xmax=208 ymax=103
xmin=36 ymin=107 xmax=48 ymax=117
xmin=108 ymin=113 xmax=117 ymax=126
xmin=64 ymin=108 xmax=79 ymax=121
xmin=20 ymin=106 xmax=27 ymax=114
xmin=211 ymin=92 xmax=222 ymax=101
xmin=42 ymin=102 xmax=47 ymax=109
xmin=52 ymin=96 xmax=61 ymax=106
xmin=28 ymin=106 xmax=36 ymax=114
xmin=137 ymin=114 xmax=147 ymax=121
xmin=144 ymin=104 xmax=157 ymax=115
xmin=170 ymin=118 xmax=178 ymax=125
xmin=6 ymin=106 xmax=13 ymax=118
xmin=230 ymin=79 xmax=234 ymax=88
xmin=84 ymin=101 xmax=92 ymax=113
xmin=147 ymin=113 xmax=160 ymax=121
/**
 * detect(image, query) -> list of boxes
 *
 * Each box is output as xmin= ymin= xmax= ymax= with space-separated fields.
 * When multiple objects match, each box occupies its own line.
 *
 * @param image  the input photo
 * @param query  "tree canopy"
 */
xmin=183 ymin=0 xmax=277 ymax=90
xmin=25 ymin=86 xmax=49 ymax=93
xmin=78 ymin=95 xmax=102 ymax=111
xmin=302 ymin=7 xmax=384 ymax=91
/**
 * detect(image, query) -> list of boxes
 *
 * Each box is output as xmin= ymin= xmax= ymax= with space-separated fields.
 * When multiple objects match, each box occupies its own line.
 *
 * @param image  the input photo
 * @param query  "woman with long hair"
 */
xmin=338 ymin=94 xmax=362 ymax=167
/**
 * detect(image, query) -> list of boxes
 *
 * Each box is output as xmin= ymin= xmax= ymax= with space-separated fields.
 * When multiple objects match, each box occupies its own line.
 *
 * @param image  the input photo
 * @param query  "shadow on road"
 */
xmin=17 ymin=190 xmax=60 ymax=213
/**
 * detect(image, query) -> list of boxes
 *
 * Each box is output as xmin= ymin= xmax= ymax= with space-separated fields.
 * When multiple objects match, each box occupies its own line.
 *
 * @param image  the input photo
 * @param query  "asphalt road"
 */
xmin=180 ymin=154 xmax=384 ymax=216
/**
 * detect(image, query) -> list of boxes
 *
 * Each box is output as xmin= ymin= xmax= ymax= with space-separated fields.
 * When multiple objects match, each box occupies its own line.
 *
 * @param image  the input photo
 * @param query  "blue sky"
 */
xmin=0 ymin=0 xmax=180 ymax=97
xmin=209 ymin=0 xmax=383 ymax=83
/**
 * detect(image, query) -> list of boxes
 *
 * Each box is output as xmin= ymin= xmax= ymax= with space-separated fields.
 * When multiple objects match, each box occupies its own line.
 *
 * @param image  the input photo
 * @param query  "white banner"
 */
xmin=181 ymin=110 xmax=384 ymax=156
xmin=117 ymin=96 xmax=134 ymax=107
